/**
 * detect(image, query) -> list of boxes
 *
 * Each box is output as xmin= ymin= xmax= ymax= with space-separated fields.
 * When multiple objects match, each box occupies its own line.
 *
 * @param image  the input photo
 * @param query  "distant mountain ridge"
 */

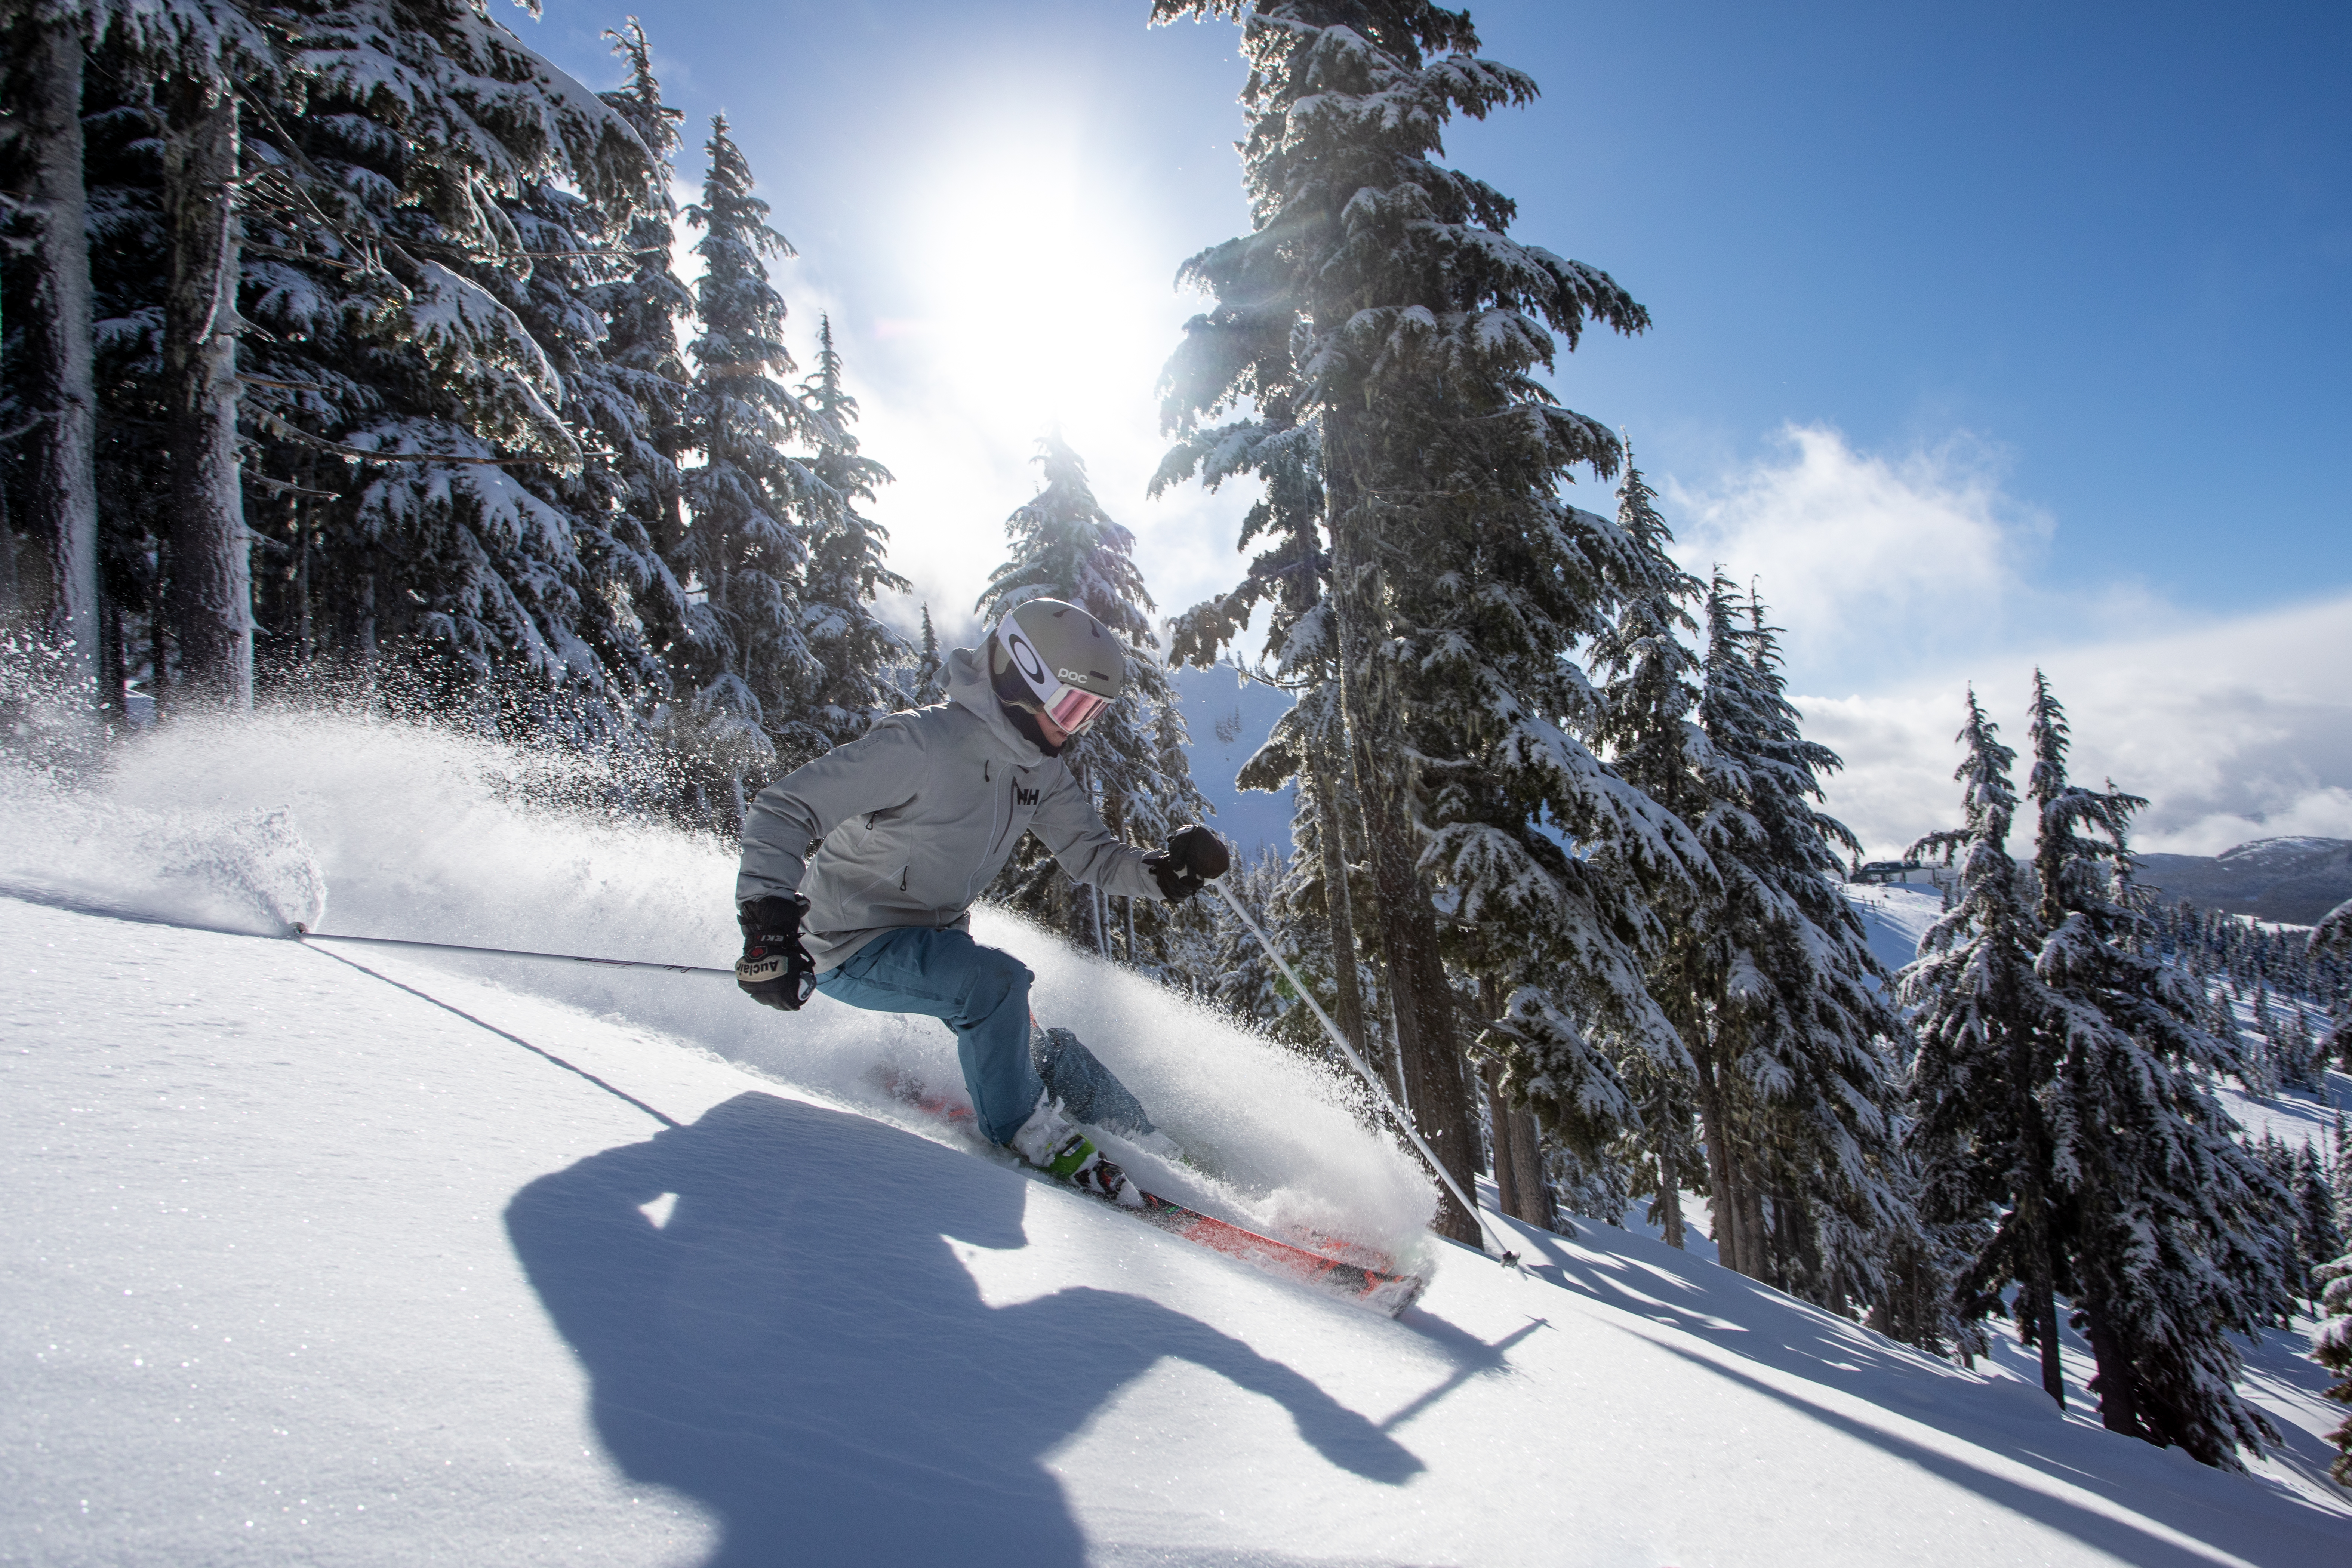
xmin=2136 ymin=836 xmax=2352 ymax=925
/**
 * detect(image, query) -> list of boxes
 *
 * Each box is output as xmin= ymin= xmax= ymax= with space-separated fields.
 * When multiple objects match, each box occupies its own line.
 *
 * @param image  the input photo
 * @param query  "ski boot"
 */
xmin=1010 ymin=1095 xmax=1143 ymax=1208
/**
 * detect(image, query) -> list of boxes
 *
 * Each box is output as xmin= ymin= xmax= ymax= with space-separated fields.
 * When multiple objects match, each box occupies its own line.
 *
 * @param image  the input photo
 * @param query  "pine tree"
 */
xmin=224 ymin=0 xmax=655 ymax=715
xmin=2296 ymin=1143 xmax=2344 ymax=1313
xmin=774 ymin=316 xmax=906 ymax=771
xmin=1586 ymin=456 xmax=1708 ymax=1247
xmin=1692 ymin=577 xmax=1910 ymax=1311
xmin=585 ymin=19 xmax=697 ymax=695
xmin=909 ymin=604 xmax=947 ymax=705
xmin=1902 ymin=689 xmax=2071 ymax=1407
xmin=2023 ymin=670 xmax=2286 ymax=1464
xmin=672 ymin=113 xmax=816 ymax=823
xmin=1151 ymin=0 xmax=1690 ymax=1243
xmin=2316 ymin=1244 xmax=2352 ymax=1484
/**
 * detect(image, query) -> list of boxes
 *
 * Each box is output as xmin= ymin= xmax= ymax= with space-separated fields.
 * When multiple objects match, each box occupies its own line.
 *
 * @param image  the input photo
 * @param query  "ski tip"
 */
xmin=292 ymin=922 xmax=310 ymax=936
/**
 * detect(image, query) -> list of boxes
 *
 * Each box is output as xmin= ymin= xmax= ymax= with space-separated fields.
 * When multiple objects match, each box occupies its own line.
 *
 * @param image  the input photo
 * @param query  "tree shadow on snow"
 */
xmin=506 ymin=1091 xmax=1421 ymax=1567
xmin=1509 ymin=1225 xmax=2349 ymax=1566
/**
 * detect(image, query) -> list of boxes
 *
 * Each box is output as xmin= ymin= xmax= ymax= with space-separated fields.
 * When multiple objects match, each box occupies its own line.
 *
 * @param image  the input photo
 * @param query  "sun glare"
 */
xmin=846 ymin=113 xmax=1220 ymax=639
xmin=912 ymin=120 xmax=1173 ymax=431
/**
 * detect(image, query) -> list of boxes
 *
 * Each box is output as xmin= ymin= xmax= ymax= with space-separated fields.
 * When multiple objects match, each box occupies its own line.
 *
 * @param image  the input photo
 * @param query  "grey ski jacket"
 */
xmin=735 ymin=646 xmax=1163 ymax=971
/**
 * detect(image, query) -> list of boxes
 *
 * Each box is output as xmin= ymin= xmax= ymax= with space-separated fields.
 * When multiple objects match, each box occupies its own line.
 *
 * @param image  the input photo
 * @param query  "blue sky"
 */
xmin=530 ymin=0 xmax=2350 ymax=859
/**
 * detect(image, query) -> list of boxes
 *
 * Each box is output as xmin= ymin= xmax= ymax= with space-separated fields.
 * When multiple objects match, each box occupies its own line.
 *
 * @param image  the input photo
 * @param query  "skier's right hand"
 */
xmin=736 ymin=894 xmax=817 ymax=1010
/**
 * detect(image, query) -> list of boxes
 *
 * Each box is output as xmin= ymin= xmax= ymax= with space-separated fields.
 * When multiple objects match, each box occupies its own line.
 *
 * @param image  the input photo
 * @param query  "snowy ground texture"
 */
xmin=6 ymin=712 xmax=2352 ymax=1567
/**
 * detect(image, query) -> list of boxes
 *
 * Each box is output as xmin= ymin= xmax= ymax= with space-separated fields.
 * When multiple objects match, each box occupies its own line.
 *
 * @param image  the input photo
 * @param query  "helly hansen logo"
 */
xmin=1013 ymin=785 xmax=1040 ymax=807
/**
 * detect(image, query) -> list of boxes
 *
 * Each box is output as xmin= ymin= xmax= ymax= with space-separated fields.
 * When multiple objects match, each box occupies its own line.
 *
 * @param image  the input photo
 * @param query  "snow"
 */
xmin=6 ymin=712 xmax=2351 ymax=1565
xmin=1842 ymin=880 xmax=1945 ymax=976
xmin=2217 ymin=836 xmax=2351 ymax=868
xmin=2213 ymin=1047 xmax=2350 ymax=1152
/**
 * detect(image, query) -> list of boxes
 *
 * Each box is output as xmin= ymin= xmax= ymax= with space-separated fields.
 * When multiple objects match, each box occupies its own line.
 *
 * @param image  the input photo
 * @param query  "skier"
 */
xmin=732 ymin=598 xmax=1229 ymax=1205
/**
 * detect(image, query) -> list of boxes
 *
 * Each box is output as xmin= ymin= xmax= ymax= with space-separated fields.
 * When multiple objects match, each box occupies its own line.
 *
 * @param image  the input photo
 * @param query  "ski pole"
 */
xmin=293 ymin=925 xmax=735 ymax=977
xmin=1211 ymin=879 xmax=1520 ymax=1266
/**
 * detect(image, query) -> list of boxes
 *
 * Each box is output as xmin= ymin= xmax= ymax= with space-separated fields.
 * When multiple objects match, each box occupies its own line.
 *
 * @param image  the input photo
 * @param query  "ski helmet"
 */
xmin=989 ymin=598 xmax=1123 ymax=735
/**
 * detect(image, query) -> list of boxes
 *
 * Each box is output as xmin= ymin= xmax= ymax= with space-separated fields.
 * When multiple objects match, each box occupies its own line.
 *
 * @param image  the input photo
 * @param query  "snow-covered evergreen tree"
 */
xmin=1151 ymin=0 xmax=1692 ymax=1242
xmin=2316 ymin=1244 xmax=2352 ymax=1484
xmin=2294 ymin=1143 xmax=2344 ymax=1314
xmin=908 ymin=604 xmax=947 ymax=706
xmin=1902 ymin=689 xmax=2072 ymax=1407
xmin=585 ymin=19 xmax=697 ymax=693
xmin=2023 ymin=670 xmax=2285 ymax=1464
xmin=1691 ymin=577 xmax=1910 ymax=1312
xmin=671 ymin=113 xmax=816 ymax=824
xmin=1585 ymin=456 xmax=1708 ymax=1246
xmin=773 ymin=316 xmax=906 ymax=771
xmin=226 ymin=0 xmax=657 ymax=717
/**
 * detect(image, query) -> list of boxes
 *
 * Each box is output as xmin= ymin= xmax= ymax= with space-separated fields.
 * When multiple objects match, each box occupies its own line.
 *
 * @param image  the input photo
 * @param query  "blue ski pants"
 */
xmin=813 ymin=927 xmax=1041 ymax=1146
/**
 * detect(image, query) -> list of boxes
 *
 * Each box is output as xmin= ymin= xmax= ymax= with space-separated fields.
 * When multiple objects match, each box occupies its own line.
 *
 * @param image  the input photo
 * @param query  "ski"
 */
xmin=874 ymin=1068 xmax=1429 ymax=1318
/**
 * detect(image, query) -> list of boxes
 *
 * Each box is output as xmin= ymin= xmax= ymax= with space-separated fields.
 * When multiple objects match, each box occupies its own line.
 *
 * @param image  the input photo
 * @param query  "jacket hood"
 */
xmin=945 ymin=645 xmax=1048 ymax=767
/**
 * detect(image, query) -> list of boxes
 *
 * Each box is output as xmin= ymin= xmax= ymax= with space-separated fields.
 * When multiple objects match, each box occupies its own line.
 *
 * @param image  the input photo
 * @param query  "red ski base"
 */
xmin=873 ymin=1067 xmax=1429 ymax=1318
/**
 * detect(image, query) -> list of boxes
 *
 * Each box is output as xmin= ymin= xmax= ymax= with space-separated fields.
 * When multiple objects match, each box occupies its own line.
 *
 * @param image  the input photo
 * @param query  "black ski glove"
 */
xmin=736 ymin=894 xmax=817 ymax=1010
xmin=1144 ymin=824 xmax=1230 ymax=903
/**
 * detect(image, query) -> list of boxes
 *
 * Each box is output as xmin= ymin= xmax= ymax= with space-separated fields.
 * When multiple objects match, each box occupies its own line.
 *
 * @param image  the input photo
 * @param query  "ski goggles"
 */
xmin=995 ymin=617 xmax=1114 ymax=735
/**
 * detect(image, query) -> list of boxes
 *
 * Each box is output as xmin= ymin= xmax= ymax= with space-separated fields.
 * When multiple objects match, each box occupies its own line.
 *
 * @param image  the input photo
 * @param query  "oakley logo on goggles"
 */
xmin=1000 ymin=622 xmax=1111 ymax=734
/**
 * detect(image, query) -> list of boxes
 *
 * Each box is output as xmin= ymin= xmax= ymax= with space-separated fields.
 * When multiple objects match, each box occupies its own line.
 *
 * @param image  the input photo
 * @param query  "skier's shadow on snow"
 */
xmin=507 ymin=1090 xmax=1421 ymax=1567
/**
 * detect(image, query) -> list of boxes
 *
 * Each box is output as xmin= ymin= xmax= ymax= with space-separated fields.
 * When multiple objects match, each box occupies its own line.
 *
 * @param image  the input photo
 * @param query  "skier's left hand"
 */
xmin=1145 ymin=824 xmax=1229 ymax=902
xmin=736 ymin=894 xmax=817 ymax=1010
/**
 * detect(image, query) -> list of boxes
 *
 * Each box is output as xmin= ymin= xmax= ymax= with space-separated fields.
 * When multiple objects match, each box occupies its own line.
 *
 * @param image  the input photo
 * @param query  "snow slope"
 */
xmin=1842 ymin=881 xmax=1946 ymax=978
xmin=7 ymin=712 xmax=2352 ymax=1566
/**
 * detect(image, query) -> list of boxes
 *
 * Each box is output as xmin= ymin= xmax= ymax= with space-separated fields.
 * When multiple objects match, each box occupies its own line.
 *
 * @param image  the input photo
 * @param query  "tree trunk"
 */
xmin=1736 ymin=1153 xmax=1770 ymax=1282
xmin=22 ymin=20 xmax=99 ymax=697
xmin=2024 ymin=1214 xmax=2066 ymax=1409
xmin=100 ymin=589 xmax=125 ymax=715
xmin=161 ymin=77 xmax=250 ymax=708
xmin=148 ymin=565 xmax=170 ymax=718
xmin=293 ymin=491 xmax=313 ymax=663
xmin=1475 ymin=973 xmax=1555 ymax=1230
xmin=1509 ymin=1103 xmax=1552 ymax=1230
xmin=2001 ymin=967 xmax=2067 ymax=1410
xmin=2081 ymin=1302 xmax=2144 ymax=1439
xmin=1653 ymin=1092 xmax=1686 ymax=1249
xmin=0 ymin=469 xmax=15 ymax=617
xmin=1327 ymin=459 xmax=1477 ymax=1245
xmin=1482 ymin=1057 xmax=1519 ymax=1216
xmin=1691 ymin=1036 xmax=1746 ymax=1270
xmin=1351 ymin=709 xmax=1477 ymax=1242
xmin=1311 ymin=765 xmax=1370 ymax=1055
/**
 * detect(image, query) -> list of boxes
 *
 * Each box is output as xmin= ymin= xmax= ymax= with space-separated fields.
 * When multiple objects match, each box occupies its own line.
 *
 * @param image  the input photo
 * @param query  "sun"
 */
xmin=904 ymin=115 xmax=1175 ymax=436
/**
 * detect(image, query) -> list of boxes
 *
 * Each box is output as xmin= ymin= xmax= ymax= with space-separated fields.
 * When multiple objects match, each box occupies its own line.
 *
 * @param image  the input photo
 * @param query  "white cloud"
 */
xmin=1662 ymin=424 xmax=2055 ymax=689
xmin=1798 ymin=593 xmax=2352 ymax=859
xmin=1654 ymin=422 xmax=2350 ymax=861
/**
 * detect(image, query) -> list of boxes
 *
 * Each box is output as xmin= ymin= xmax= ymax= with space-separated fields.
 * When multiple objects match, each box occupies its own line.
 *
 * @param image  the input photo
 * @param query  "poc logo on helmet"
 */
xmin=1057 ymin=668 xmax=1089 ymax=684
